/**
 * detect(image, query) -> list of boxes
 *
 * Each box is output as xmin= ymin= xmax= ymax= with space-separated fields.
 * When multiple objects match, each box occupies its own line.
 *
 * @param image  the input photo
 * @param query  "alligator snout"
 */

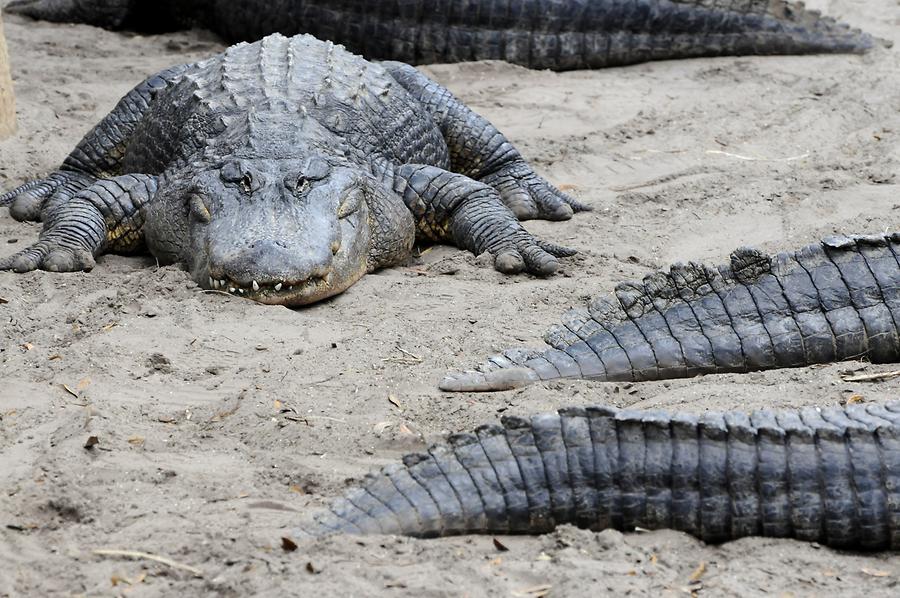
xmin=203 ymin=236 xmax=335 ymax=302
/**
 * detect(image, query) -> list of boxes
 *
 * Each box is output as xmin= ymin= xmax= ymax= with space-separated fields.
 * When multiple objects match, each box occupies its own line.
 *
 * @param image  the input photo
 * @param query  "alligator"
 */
xmin=441 ymin=232 xmax=900 ymax=391
xmin=305 ymin=399 xmax=900 ymax=550
xmin=5 ymin=0 xmax=878 ymax=71
xmin=0 ymin=33 xmax=582 ymax=305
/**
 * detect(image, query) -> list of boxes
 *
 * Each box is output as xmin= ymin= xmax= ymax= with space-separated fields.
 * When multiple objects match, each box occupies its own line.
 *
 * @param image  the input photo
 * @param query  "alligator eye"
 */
xmin=338 ymin=189 xmax=362 ymax=219
xmin=188 ymin=194 xmax=211 ymax=223
xmin=293 ymin=174 xmax=309 ymax=195
xmin=240 ymin=173 xmax=253 ymax=194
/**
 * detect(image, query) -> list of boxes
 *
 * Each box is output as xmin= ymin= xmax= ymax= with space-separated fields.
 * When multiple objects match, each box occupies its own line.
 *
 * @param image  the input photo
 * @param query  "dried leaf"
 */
xmin=76 ymin=377 xmax=91 ymax=392
xmin=489 ymin=557 xmax=503 ymax=566
xmin=281 ymin=537 xmax=298 ymax=552
xmin=84 ymin=436 xmax=100 ymax=449
xmin=650 ymin=554 xmax=658 ymax=566
xmin=689 ymin=562 xmax=707 ymax=582
xmin=557 ymin=183 xmax=578 ymax=191
xmin=861 ymin=567 xmax=890 ymax=578
xmin=102 ymin=322 xmax=118 ymax=331
xmin=48 ymin=354 xmax=62 ymax=361
xmin=110 ymin=575 xmax=131 ymax=587
xmin=514 ymin=584 xmax=552 ymax=597
xmin=127 ymin=436 xmax=145 ymax=446
xmin=289 ymin=485 xmax=306 ymax=495
xmin=492 ymin=537 xmax=510 ymax=552
xmin=22 ymin=343 xmax=33 ymax=351
xmin=274 ymin=399 xmax=283 ymax=411
xmin=388 ymin=394 xmax=402 ymax=410
xmin=373 ymin=421 xmax=393 ymax=435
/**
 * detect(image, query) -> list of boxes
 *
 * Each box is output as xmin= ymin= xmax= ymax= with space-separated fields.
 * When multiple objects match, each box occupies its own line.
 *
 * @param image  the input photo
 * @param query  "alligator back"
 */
xmin=308 ymin=400 xmax=900 ymax=550
xmin=117 ymin=34 xmax=447 ymax=173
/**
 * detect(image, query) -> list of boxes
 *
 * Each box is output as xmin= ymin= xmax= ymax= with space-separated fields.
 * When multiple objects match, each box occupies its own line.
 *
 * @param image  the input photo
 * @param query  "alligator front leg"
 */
xmin=1 ymin=174 xmax=157 ymax=272
xmin=393 ymin=164 xmax=574 ymax=275
xmin=384 ymin=62 xmax=588 ymax=221
xmin=1 ymin=65 xmax=186 ymax=222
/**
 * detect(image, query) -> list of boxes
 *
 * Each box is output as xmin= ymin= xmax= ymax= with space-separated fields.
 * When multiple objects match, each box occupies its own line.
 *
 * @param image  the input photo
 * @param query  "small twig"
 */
xmin=92 ymin=549 xmax=204 ymax=578
xmin=302 ymin=415 xmax=347 ymax=423
xmin=841 ymin=370 xmax=900 ymax=383
xmin=198 ymin=289 xmax=234 ymax=298
xmin=706 ymin=149 xmax=810 ymax=162
xmin=395 ymin=346 xmax=422 ymax=362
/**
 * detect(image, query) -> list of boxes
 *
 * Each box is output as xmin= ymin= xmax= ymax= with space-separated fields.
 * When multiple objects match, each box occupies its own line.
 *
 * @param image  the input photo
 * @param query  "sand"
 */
xmin=1 ymin=1 xmax=899 ymax=595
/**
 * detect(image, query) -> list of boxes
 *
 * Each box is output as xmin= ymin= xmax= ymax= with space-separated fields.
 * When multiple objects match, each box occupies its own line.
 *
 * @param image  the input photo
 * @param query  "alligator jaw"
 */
xmin=205 ymin=273 xmax=336 ymax=306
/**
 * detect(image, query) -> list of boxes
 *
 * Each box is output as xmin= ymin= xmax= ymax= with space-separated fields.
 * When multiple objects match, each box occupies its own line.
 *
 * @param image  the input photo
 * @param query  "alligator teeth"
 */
xmin=220 ymin=280 xmax=226 ymax=288
xmin=209 ymin=277 xmax=214 ymax=288
xmin=238 ymin=288 xmax=245 ymax=294
xmin=252 ymin=280 xmax=260 ymax=292
xmin=274 ymin=283 xmax=282 ymax=292
xmin=228 ymin=287 xmax=236 ymax=293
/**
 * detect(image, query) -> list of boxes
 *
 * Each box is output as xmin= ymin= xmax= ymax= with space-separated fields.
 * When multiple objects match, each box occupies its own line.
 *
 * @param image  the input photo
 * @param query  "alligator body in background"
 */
xmin=442 ymin=233 xmax=900 ymax=391
xmin=5 ymin=0 xmax=878 ymax=71
xmin=307 ymin=400 xmax=900 ymax=550
xmin=0 ymin=33 xmax=583 ymax=304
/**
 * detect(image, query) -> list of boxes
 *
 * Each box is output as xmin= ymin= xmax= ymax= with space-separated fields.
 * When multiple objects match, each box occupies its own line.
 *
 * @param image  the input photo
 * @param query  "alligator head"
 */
xmin=144 ymin=156 xmax=415 ymax=307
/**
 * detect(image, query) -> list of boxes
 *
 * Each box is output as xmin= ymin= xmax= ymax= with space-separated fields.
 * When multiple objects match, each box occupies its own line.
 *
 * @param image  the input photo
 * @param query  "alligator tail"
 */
xmin=224 ymin=0 xmax=878 ymax=70
xmin=8 ymin=1 xmax=879 ymax=70
xmin=306 ymin=401 xmax=900 ymax=550
xmin=441 ymin=233 xmax=900 ymax=392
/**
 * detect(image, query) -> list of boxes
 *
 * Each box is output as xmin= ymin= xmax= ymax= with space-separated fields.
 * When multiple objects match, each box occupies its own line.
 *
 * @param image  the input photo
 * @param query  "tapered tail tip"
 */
xmin=5 ymin=0 xmax=89 ymax=24
xmin=439 ymin=367 xmax=539 ymax=392
xmin=5 ymin=0 xmax=44 ymax=17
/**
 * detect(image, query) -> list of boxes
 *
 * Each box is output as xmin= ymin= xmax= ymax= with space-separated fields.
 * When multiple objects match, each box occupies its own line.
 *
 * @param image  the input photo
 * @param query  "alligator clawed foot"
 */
xmin=0 ymin=238 xmax=96 ymax=273
xmin=1 ymin=171 xmax=96 ymax=222
xmin=481 ymin=160 xmax=591 ymax=222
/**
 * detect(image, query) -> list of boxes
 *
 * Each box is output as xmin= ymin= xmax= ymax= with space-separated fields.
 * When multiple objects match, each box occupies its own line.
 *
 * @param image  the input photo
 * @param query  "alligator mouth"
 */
xmin=206 ymin=274 xmax=332 ymax=304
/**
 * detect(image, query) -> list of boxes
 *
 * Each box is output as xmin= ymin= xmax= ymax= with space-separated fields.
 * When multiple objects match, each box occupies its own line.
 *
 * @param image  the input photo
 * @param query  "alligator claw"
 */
xmin=481 ymin=160 xmax=590 ymax=221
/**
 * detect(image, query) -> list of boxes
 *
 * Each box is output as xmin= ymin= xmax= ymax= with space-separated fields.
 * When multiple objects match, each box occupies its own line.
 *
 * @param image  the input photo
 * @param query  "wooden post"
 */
xmin=0 ymin=11 xmax=15 ymax=139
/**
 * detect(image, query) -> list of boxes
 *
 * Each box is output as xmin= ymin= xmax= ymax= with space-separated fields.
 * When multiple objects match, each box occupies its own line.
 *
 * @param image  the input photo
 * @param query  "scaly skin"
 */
xmin=5 ymin=0 xmax=878 ymax=71
xmin=0 ymin=34 xmax=581 ymax=305
xmin=305 ymin=400 xmax=900 ymax=550
xmin=442 ymin=233 xmax=900 ymax=391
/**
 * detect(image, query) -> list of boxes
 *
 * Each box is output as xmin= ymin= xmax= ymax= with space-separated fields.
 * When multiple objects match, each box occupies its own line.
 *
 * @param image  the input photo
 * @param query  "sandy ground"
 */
xmin=1 ymin=1 xmax=900 ymax=596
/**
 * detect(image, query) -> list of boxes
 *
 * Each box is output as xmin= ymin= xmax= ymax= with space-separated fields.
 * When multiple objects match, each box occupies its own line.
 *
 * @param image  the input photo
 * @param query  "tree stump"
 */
xmin=0 ymin=11 xmax=15 ymax=139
